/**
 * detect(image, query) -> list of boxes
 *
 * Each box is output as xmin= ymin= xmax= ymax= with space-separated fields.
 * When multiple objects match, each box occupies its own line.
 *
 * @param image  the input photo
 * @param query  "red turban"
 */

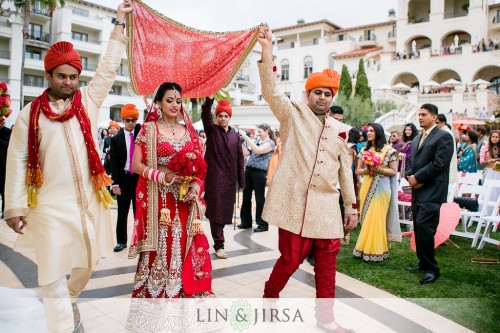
xmin=215 ymin=100 xmax=232 ymax=117
xmin=305 ymin=68 xmax=340 ymax=96
xmin=121 ymin=104 xmax=139 ymax=119
xmin=44 ymin=41 xmax=82 ymax=74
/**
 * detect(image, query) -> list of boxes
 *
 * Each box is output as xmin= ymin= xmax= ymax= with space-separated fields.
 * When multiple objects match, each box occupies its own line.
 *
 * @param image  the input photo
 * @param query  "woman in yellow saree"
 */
xmin=353 ymin=123 xmax=401 ymax=262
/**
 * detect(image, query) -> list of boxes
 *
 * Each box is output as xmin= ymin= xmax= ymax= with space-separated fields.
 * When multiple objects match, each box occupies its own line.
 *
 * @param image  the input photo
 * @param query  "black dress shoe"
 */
xmin=237 ymin=224 xmax=252 ymax=229
xmin=420 ymin=271 xmax=440 ymax=285
xmin=253 ymin=226 xmax=268 ymax=232
xmin=113 ymin=243 xmax=127 ymax=252
xmin=306 ymin=255 xmax=315 ymax=267
xmin=405 ymin=264 xmax=423 ymax=272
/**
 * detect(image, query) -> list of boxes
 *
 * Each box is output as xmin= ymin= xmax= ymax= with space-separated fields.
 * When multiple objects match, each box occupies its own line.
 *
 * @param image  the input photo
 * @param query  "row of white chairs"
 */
xmin=397 ymin=171 xmax=500 ymax=249
xmin=451 ymin=179 xmax=500 ymax=249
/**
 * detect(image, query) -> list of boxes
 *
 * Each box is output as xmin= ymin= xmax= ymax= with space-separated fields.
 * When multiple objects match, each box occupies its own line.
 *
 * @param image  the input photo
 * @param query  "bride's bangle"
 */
xmin=142 ymin=167 xmax=149 ymax=178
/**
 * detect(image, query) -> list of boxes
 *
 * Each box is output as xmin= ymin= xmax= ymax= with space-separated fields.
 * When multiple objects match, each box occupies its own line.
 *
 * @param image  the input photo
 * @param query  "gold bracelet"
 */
xmin=142 ymin=167 xmax=149 ymax=178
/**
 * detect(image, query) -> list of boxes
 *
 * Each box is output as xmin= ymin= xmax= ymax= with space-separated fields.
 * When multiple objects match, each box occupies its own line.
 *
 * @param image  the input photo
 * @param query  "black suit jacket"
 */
xmin=110 ymin=124 xmax=141 ymax=188
xmin=405 ymin=126 xmax=453 ymax=204
xmin=0 ymin=126 xmax=12 ymax=187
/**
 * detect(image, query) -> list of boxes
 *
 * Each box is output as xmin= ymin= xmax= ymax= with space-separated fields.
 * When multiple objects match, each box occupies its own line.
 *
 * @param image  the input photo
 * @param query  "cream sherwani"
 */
xmin=5 ymin=31 xmax=127 ymax=286
xmin=259 ymin=61 xmax=357 ymax=239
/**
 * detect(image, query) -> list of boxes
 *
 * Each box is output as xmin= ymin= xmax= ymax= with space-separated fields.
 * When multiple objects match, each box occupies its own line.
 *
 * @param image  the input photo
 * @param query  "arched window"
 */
xmin=281 ymin=59 xmax=289 ymax=81
xmin=304 ymin=56 xmax=313 ymax=79
xmin=489 ymin=77 xmax=500 ymax=94
xmin=328 ymin=53 xmax=336 ymax=69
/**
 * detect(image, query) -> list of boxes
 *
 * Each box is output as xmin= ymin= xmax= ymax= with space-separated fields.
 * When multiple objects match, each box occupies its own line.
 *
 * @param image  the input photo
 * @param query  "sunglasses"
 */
xmin=123 ymin=118 xmax=137 ymax=123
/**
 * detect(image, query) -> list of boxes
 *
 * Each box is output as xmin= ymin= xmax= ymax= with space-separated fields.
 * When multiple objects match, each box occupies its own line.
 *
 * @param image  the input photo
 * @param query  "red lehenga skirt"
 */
xmin=127 ymin=190 xmax=221 ymax=333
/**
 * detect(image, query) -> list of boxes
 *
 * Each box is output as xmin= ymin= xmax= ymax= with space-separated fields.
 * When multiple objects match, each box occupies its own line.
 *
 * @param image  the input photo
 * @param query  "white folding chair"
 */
xmin=472 ymin=180 xmax=500 ymax=248
xmin=397 ymin=178 xmax=413 ymax=231
xmin=477 ymin=194 xmax=500 ymax=249
xmin=451 ymin=184 xmax=489 ymax=244
xmin=457 ymin=171 xmax=483 ymax=186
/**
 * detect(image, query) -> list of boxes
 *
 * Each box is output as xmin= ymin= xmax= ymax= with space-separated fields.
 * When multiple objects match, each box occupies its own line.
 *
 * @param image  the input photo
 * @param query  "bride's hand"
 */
xmin=163 ymin=173 xmax=183 ymax=186
xmin=183 ymin=188 xmax=198 ymax=202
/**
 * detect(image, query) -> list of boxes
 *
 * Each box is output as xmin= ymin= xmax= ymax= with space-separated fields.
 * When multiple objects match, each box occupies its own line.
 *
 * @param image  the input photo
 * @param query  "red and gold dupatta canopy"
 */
xmin=126 ymin=0 xmax=261 ymax=98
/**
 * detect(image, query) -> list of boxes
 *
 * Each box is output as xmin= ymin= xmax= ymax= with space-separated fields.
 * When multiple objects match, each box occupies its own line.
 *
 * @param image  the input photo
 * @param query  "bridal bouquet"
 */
xmin=362 ymin=150 xmax=382 ymax=175
xmin=167 ymin=150 xmax=207 ymax=200
xmin=0 ymin=82 xmax=11 ymax=126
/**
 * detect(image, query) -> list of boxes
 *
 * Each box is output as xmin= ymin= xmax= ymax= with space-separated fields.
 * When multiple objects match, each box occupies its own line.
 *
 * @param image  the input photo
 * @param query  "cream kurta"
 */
xmin=4 ymin=32 xmax=128 ymax=286
xmin=259 ymin=61 xmax=358 ymax=239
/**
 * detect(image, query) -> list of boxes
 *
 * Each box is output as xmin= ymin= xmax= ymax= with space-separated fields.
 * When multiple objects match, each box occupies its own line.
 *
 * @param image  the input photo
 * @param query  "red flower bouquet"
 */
xmin=0 ymin=82 xmax=11 ymax=126
xmin=362 ymin=150 xmax=382 ymax=175
xmin=167 ymin=150 xmax=207 ymax=199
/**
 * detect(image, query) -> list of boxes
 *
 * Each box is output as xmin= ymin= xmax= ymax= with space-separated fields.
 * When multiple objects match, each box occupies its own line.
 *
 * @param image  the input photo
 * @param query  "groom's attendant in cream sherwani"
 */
xmin=4 ymin=1 xmax=133 ymax=332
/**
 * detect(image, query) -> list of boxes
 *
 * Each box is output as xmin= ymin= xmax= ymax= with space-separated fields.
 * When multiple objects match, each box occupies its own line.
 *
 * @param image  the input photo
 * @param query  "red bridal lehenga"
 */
xmin=126 ymin=118 xmax=222 ymax=333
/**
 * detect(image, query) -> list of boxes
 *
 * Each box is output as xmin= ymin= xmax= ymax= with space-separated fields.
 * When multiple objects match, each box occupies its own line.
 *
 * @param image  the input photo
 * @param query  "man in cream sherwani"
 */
xmin=256 ymin=26 xmax=358 ymax=332
xmin=4 ymin=1 xmax=133 ymax=332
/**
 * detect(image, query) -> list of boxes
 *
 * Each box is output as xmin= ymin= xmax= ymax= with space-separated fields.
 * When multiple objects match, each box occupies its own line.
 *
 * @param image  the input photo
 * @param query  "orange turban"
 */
xmin=215 ymin=100 xmax=232 ymax=117
xmin=44 ymin=41 xmax=82 ymax=74
xmin=109 ymin=121 xmax=120 ymax=129
xmin=121 ymin=104 xmax=139 ymax=119
xmin=305 ymin=68 xmax=341 ymax=96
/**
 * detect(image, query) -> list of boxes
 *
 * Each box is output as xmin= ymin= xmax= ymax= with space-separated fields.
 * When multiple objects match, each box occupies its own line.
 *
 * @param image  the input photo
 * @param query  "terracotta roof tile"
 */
xmin=333 ymin=47 xmax=382 ymax=59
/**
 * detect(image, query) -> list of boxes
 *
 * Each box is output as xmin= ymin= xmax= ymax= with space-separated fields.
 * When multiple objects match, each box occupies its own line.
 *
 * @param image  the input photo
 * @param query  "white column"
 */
xmin=6 ymin=14 xmax=23 ymax=128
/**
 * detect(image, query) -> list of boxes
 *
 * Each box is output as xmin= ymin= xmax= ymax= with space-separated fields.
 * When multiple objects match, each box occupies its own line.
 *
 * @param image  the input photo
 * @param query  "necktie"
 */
xmin=129 ymin=132 xmax=135 ymax=172
xmin=418 ymin=131 xmax=427 ymax=149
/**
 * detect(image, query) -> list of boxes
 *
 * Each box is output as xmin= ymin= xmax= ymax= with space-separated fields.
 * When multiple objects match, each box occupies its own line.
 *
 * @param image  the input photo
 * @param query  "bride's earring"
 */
xmin=156 ymin=104 xmax=162 ymax=117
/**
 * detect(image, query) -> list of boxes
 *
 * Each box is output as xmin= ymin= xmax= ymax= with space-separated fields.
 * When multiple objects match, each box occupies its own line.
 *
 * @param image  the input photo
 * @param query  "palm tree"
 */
xmin=13 ymin=0 xmax=65 ymax=106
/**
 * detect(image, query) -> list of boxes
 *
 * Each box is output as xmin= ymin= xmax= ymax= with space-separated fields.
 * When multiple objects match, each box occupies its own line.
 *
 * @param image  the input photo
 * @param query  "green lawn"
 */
xmin=336 ymin=226 xmax=500 ymax=333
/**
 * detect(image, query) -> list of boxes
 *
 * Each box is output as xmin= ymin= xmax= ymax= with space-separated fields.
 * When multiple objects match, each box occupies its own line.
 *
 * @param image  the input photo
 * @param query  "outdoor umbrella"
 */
xmin=422 ymin=80 xmax=440 ymax=88
xmin=376 ymin=84 xmax=391 ymax=90
xmin=391 ymin=82 xmax=411 ymax=91
xmin=471 ymin=79 xmax=491 ymax=86
xmin=402 ymin=202 xmax=461 ymax=252
xmin=452 ymin=119 xmax=486 ymax=126
xmin=441 ymin=78 xmax=462 ymax=87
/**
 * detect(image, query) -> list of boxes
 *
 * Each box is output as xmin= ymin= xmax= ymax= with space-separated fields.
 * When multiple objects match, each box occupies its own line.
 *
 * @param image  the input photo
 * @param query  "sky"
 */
xmin=91 ymin=0 xmax=399 ymax=31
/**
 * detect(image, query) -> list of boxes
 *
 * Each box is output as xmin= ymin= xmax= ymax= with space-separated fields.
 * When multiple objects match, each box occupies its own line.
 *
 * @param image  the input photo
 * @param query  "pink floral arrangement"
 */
xmin=0 ymin=82 xmax=11 ymax=126
xmin=362 ymin=150 xmax=382 ymax=175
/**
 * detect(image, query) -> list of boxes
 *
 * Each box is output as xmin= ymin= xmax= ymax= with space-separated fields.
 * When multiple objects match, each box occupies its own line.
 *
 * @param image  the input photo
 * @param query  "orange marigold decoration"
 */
xmin=126 ymin=0 xmax=261 ymax=97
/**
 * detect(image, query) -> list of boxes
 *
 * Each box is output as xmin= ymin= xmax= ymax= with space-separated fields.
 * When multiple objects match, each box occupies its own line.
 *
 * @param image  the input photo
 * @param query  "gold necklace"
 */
xmin=158 ymin=118 xmax=177 ymax=134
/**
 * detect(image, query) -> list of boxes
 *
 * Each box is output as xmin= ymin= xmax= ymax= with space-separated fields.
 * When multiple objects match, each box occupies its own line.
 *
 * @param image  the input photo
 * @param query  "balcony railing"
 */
xmin=82 ymin=63 xmax=98 ymax=72
xmin=359 ymin=35 xmax=377 ymax=42
xmin=327 ymin=35 xmax=355 ymax=43
xmin=27 ymin=33 xmax=50 ymax=43
xmin=0 ymin=50 xmax=10 ymax=59
xmin=444 ymin=12 xmax=467 ymax=19
xmin=30 ymin=6 xmax=51 ymax=17
xmin=72 ymin=37 xmax=100 ymax=45
xmin=300 ymin=39 xmax=319 ymax=47
xmin=439 ymin=46 xmax=462 ymax=56
xmin=277 ymin=43 xmax=295 ymax=50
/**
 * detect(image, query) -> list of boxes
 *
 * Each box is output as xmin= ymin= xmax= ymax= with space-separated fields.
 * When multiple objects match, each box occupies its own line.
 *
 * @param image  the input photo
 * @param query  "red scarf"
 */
xmin=26 ymin=89 xmax=114 ymax=208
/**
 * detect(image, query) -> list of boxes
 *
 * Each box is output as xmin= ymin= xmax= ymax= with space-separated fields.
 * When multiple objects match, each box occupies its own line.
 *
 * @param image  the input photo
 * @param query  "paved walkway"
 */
xmin=0 ymin=205 xmax=472 ymax=333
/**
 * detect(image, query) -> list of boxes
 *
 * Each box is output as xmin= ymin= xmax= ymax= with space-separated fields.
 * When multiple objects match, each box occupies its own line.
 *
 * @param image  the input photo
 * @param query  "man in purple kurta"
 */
xmin=202 ymin=98 xmax=245 ymax=259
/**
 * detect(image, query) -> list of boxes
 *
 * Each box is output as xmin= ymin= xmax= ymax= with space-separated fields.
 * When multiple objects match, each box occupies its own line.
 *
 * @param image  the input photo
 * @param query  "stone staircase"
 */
xmin=373 ymin=91 xmax=420 ymax=132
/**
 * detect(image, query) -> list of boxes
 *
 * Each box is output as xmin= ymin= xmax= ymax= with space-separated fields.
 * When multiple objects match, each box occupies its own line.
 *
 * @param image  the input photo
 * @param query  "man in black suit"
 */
xmin=103 ymin=121 xmax=119 ymax=175
xmin=405 ymin=103 xmax=453 ymax=285
xmin=0 ymin=124 xmax=11 ymax=217
xmin=110 ymin=104 xmax=140 ymax=252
